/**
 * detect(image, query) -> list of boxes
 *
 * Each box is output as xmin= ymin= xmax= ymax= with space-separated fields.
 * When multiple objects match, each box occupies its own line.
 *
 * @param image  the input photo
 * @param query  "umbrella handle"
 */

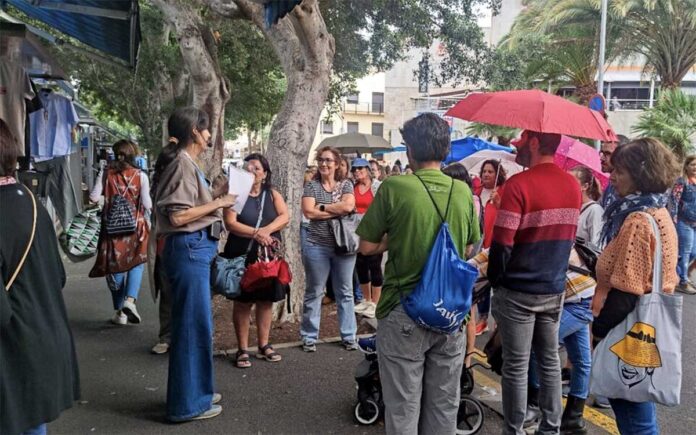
xmin=494 ymin=159 xmax=502 ymax=188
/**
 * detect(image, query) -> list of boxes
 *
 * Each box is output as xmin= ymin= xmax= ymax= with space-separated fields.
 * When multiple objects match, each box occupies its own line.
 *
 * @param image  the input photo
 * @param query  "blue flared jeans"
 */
xmin=162 ymin=230 xmax=217 ymax=421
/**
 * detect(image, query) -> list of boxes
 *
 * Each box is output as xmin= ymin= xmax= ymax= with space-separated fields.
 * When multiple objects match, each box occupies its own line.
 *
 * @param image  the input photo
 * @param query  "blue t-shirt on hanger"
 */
xmin=29 ymin=90 xmax=79 ymax=160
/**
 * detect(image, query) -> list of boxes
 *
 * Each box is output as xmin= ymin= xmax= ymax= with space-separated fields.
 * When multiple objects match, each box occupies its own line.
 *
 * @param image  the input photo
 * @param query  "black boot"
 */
xmin=561 ymin=395 xmax=587 ymax=434
xmin=523 ymin=386 xmax=541 ymax=428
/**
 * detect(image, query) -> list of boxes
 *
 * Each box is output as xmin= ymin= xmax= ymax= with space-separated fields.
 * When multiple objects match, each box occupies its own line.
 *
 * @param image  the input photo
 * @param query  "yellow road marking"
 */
xmin=471 ymin=352 xmax=619 ymax=434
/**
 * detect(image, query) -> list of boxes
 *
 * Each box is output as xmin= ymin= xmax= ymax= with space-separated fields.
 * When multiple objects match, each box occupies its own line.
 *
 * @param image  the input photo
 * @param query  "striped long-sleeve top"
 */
xmin=487 ymin=163 xmax=582 ymax=295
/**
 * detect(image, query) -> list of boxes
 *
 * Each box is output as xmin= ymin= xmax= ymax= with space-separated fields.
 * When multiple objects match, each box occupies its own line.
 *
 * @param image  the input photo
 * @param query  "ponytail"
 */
xmin=571 ymin=166 xmax=602 ymax=201
xmin=152 ymin=107 xmax=209 ymax=195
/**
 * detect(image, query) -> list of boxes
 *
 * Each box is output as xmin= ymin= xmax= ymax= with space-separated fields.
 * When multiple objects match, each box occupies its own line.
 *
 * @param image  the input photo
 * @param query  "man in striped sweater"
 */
xmin=488 ymin=131 xmax=582 ymax=435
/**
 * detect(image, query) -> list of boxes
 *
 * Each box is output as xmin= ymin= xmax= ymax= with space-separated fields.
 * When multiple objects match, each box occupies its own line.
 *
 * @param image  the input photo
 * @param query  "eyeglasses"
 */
xmin=317 ymin=158 xmax=335 ymax=165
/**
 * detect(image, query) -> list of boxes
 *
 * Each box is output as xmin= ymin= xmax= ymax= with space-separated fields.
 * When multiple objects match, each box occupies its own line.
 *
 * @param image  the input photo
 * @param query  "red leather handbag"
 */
xmin=241 ymin=243 xmax=292 ymax=292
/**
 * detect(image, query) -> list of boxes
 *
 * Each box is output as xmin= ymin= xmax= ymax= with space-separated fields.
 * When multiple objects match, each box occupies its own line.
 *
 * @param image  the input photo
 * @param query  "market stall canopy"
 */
xmin=445 ymin=89 xmax=618 ymax=142
xmin=443 ymin=137 xmax=514 ymax=165
xmin=319 ymin=132 xmax=393 ymax=154
xmin=0 ymin=20 xmax=66 ymax=78
xmin=4 ymin=0 xmax=141 ymax=67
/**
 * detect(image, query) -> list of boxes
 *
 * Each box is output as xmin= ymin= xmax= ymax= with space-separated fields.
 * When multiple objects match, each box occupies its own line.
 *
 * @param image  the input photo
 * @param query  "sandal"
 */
xmin=235 ymin=349 xmax=252 ymax=368
xmin=256 ymin=344 xmax=282 ymax=362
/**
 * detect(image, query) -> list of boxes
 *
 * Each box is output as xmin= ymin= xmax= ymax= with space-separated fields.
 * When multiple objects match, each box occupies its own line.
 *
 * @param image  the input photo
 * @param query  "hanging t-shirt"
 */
xmin=30 ymin=90 xmax=79 ymax=160
xmin=0 ymin=57 xmax=35 ymax=155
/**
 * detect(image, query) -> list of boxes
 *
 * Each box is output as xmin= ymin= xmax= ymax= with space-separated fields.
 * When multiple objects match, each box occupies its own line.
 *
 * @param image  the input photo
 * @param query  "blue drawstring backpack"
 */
xmin=400 ymin=176 xmax=479 ymax=334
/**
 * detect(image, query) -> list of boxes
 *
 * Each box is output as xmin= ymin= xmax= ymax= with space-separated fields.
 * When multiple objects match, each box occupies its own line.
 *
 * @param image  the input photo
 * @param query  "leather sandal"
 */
xmin=256 ymin=344 xmax=282 ymax=362
xmin=235 ymin=349 xmax=251 ymax=368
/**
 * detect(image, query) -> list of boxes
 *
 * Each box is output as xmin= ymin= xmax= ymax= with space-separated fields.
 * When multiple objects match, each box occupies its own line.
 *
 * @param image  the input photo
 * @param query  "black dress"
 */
xmin=1 ymin=184 xmax=80 ymax=434
xmin=223 ymin=189 xmax=288 ymax=303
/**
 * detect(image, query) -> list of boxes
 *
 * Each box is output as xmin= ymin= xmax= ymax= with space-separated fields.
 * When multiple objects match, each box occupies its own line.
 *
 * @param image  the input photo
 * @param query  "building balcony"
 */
xmin=342 ymin=101 xmax=385 ymax=115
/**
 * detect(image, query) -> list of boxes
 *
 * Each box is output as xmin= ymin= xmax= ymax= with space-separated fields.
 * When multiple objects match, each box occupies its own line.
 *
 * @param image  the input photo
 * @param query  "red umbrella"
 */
xmin=445 ymin=89 xmax=617 ymax=142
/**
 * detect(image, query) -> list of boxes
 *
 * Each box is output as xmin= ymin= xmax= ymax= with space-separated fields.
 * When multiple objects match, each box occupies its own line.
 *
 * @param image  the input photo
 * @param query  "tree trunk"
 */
xmin=229 ymin=0 xmax=335 ymax=321
xmin=574 ymin=82 xmax=597 ymax=105
xmin=152 ymin=0 xmax=231 ymax=178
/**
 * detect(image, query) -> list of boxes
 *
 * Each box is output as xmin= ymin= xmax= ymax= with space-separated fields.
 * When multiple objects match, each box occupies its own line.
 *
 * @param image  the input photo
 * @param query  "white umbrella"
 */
xmin=318 ymin=132 xmax=393 ymax=154
xmin=457 ymin=150 xmax=524 ymax=179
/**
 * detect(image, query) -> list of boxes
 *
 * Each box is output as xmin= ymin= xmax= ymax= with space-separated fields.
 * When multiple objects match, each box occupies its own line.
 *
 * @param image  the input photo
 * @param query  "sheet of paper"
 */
xmin=227 ymin=164 xmax=254 ymax=214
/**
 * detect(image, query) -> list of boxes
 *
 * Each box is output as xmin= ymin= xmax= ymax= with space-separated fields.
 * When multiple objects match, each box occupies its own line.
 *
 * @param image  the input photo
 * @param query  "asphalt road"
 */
xmin=47 ymin=260 xmax=695 ymax=434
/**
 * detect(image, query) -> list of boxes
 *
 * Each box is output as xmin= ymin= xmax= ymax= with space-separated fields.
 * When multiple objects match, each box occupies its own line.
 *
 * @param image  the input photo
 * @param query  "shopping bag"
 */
xmin=61 ymin=207 xmax=101 ymax=258
xmin=211 ymin=255 xmax=246 ymax=299
xmin=590 ymin=213 xmax=682 ymax=406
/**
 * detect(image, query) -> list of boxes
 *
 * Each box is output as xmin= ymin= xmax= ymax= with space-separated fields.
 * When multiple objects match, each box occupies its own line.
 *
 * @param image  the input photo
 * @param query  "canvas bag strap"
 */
xmin=246 ymin=190 xmax=267 ymax=254
xmin=642 ymin=212 xmax=663 ymax=294
xmin=6 ymin=185 xmax=37 ymax=292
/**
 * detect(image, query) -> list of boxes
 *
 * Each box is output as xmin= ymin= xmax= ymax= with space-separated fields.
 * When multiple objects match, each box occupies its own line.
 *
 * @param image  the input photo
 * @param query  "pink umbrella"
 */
xmin=554 ymin=136 xmax=610 ymax=189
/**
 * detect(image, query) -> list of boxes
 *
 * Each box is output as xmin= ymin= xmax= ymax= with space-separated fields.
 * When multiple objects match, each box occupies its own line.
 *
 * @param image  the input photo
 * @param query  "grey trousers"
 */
xmin=492 ymin=287 xmax=564 ymax=435
xmin=377 ymin=305 xmax=466 ymax=435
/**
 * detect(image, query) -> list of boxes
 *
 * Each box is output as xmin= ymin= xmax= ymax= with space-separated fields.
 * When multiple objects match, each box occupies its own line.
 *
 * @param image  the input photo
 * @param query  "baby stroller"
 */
xmin=352 ymin=278 xmax=491 ymax=433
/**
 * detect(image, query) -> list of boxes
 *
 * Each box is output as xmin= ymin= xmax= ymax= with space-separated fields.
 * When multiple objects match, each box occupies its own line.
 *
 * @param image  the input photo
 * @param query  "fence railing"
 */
xmin=343 ymin=101 xmax=384 ymax=114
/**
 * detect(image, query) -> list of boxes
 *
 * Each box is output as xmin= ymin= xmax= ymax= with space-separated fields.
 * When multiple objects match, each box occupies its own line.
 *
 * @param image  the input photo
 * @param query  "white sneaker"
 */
xmin=121 ymin=300 xmax=142 ymax=324
xmin=111 ymin=312 xmax=127 ymax=325
xmin=362 ymin=302 xmax=377 ymax=319
xmin=151 ymin=342 xmax=170 ymax=354
xmin=354 ymin=300 xmax=370 ymax=314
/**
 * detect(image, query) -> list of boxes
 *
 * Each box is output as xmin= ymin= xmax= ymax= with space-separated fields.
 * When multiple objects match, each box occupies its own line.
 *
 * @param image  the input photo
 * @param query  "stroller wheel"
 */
xmin=456 ymin=396 xmax=485 ymax=435
xmin=354 ymin=399 xmax=380 ymax=425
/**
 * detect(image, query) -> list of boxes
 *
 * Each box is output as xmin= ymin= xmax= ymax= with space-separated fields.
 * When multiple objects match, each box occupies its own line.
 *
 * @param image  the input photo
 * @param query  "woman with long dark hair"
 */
xmin=223 ymin=153 xmax=289 ymax=368
xmin=154 ymin=107 xmax=236 ymax=422
xmin=89 ymin=140 xmax=151 ymax=325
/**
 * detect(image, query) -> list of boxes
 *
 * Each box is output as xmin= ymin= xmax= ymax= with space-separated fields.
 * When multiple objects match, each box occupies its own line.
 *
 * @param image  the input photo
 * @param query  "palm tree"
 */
xmin=633 ymin=89 xmax=696 ymax=158
xmin=612 ymin=0 xmax=696 ymax=88
xmin=502 ymin=0 xmax=627 ymax=103
xmin=540 ymin=0 xmax=696 ymax=89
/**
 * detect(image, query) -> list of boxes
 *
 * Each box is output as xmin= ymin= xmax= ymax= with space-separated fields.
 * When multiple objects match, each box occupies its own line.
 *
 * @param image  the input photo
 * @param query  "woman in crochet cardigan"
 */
xmin=592 ymin=138 xmax=680 ymax=435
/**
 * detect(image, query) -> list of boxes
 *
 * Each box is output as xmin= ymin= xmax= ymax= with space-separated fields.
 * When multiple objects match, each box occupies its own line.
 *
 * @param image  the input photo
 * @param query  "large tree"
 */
xmin=202 ymin=0 xmax=496 ymax=319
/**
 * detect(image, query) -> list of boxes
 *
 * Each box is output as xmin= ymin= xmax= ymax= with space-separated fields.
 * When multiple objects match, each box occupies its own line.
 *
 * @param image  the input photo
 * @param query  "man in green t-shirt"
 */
xmin=356 ymin=113 xmax=480 ymax=435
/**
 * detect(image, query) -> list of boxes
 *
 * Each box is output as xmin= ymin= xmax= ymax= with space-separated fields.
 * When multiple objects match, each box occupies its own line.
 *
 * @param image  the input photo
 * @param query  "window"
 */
xmin=371 ymin=92 xmax=384 ymax=113
xmin=321 ymin=121 xmax=333 ymax=134
xmin=346 ymin=94 xmax=359 ymax=104
xmin=371 ymin=123 xmax=384 ymax=137
xmin=347 ymin=122 xmax=359 ymax=133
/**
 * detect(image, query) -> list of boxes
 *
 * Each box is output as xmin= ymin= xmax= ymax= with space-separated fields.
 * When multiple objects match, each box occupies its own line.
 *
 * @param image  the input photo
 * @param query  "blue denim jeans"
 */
xmin=21 ymin=424 xmax=46 ymax=435
xmin=301 ymin=241 xmax=357 ymax=344
xmin=609 ymin=398 xmax=658 ymax=435
xmin=676 ymin=220 xmax=696 ymax=284
xmin=107 ymin=263 xmax=145 ymax=310
xmin=163 ymin=230 xmax=217 ymax=421
xmin=530 ymin=299 xmax=593 ymax=399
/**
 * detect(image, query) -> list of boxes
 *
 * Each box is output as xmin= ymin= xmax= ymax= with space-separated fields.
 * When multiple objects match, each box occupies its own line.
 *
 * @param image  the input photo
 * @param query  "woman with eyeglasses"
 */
xmin=351 ymin=158 xmax=383 ymax=319
xmin=300 ymin=146 xmax=358 ymax=352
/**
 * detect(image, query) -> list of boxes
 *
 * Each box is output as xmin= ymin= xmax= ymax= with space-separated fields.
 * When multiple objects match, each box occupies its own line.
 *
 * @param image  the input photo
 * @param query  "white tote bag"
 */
xmin=590 ymin=213 xmax=683 ymax=406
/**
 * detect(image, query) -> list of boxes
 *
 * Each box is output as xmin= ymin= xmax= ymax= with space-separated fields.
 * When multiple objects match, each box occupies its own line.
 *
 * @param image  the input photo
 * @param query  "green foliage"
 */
xmin=216 ymin=19 xmax=285 ymax=136
xmin=634 ymin=89 xmax=696 ymax=158
xmin=320 ymin=0 xmax=499 ymax=96
xmin=466 ymin=123 xmax=519 ymax=142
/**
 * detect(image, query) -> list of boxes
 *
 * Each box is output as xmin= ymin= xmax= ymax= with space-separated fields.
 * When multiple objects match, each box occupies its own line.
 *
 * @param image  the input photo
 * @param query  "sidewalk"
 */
xmin=47 ymin=258 xmax=626 ymax=434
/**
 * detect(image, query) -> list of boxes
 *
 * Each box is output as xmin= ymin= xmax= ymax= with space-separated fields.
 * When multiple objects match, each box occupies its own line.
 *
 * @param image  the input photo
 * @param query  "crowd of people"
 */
xmin=1 ymin=103 xmax=695 ymax=434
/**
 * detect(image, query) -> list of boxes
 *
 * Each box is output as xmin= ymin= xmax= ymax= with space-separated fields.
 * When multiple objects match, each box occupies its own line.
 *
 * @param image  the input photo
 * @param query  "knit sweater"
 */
xmin=488 ymin=163 xmax=581 ymax=294
xmin=591 ymin=208 xmax=678 ymax=316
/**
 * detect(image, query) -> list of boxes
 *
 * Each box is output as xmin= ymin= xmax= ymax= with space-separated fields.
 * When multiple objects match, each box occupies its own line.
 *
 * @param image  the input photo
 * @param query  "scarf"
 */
xmin=601 ymin=192 xmax=667 ymax=245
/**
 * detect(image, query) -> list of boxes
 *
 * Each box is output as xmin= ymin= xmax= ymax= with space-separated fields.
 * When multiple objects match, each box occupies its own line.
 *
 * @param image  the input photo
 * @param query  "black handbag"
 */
xmin=574 ymin=237 xmax=601 ymax=278
xmin=329 ymin=213 xmax=360 ymax=255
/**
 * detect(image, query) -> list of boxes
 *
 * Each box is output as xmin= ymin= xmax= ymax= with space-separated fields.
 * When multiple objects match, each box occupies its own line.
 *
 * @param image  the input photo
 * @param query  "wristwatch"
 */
xmin=319 ymin=204 xmax=325 ymax=212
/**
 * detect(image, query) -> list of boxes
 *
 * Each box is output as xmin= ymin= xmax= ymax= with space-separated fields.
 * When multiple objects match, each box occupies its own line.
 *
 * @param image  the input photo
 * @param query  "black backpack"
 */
xmin=573 ymin=237 xmax=602 ymax=278
xmin=105 ymin=173 xmax=138 ymax=235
